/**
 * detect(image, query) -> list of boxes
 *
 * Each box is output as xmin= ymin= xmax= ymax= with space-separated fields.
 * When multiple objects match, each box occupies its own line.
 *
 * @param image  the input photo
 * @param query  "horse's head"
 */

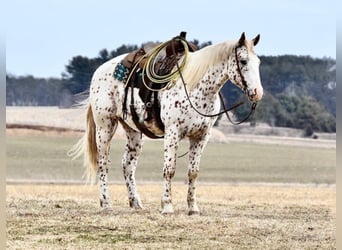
xmin=228 ymin=32 xmax=263 ymax=102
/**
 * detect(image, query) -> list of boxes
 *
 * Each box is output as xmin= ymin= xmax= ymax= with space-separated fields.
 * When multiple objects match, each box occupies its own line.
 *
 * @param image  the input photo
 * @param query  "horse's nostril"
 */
xmin=248 ymin=87 xmax=264 ymax=102
xmin=248 ymin=88 xmax=257 ymax=97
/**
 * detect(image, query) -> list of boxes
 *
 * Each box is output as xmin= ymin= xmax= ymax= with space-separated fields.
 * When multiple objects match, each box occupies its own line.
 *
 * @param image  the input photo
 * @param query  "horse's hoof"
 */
xmin=100 ymin=200 xmax=113 ymax=211
xmin=161 ymin=203 xmax=174 ymax=214
xmin=131 ymin=204 xmax=143 ymax=210
xmin=161 ymin=210 xmax=174 ymax=215
xmin=129 ymin=198 xmax=143 ymax=209
xmin=188 ymin=210 xmax=200 ymax=216
xmin=100 ymin=206 xmax=113 ymax=214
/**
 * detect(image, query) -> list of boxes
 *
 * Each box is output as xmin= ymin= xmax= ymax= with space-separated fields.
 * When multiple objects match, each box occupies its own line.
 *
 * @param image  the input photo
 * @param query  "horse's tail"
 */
xmin=68 ymin=104 xmax=98 ymax=183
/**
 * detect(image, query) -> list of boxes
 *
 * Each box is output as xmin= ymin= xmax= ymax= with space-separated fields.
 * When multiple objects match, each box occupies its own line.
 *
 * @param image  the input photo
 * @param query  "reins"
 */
xmin=172 ymin=41 xmax=257 ymax=125
xmin=219 ymin=93 xmax=257 ymax=125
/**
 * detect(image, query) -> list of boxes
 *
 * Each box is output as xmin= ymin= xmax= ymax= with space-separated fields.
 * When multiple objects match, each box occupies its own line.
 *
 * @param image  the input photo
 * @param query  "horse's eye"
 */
xmin=240 ymin=60 xmax=247 ymax=66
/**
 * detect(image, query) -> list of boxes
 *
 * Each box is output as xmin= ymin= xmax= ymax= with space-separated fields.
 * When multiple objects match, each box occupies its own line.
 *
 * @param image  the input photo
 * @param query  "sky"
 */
xmin=4 ymin=0 xmax=336 ymax=78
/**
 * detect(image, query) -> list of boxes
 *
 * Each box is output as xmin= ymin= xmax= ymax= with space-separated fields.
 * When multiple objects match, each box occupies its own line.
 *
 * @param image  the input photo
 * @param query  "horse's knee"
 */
xmin=188 ymin=167 xmax=199 ymax=180
xmin=163 ymin=166 xmax=176 ymax=180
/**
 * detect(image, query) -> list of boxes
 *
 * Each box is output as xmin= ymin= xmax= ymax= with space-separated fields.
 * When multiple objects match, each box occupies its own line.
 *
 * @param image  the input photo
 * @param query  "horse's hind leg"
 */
xmin=121 ymin=126 xmax=143 ymax=208
xmin=96 ymin=118 xmax=118 ymax=210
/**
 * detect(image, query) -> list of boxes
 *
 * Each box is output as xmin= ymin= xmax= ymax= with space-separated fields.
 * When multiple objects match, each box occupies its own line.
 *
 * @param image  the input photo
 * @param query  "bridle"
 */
xmin=222 ymin=45 xmax=257 ymax=125
xmin=234 ymin=45 xmax=248 ymax=92
xmin=174 ymin=41 xmax=257 ymax=125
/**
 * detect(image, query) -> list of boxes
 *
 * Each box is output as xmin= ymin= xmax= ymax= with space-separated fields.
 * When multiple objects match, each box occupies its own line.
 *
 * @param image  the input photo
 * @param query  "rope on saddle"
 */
xmin=123 ymin=37 xmax=190 ymax=92
xmin=125 ymin=34 xmax=191 ymax=139
xmin=141 ymin=38 xmax=189 ymax=91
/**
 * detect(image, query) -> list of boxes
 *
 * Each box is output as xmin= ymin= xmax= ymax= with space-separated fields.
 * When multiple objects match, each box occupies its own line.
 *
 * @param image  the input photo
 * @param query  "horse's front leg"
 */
xmin=161 ymin=129 xmax=179 ymax=214
xmin=187 ymin=136 xmax=209 ymax=215
xmin=122 ymin=128 xmax=143 ymax=209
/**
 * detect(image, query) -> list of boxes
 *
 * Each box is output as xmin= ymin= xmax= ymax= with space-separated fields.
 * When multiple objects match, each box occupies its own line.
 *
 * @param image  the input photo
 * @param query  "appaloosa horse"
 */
xmin=69 ymin=32 xmax=263 ymax=215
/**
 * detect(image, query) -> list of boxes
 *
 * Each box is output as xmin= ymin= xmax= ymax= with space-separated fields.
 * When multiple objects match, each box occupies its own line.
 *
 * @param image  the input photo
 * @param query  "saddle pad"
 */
xmin=113 ymin=63 xmax=129 ymax=83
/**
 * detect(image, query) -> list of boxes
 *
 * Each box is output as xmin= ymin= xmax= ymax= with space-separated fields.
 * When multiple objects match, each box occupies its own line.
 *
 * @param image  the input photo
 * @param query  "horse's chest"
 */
xmin=161 ymin=94 xmax=216 ymax=138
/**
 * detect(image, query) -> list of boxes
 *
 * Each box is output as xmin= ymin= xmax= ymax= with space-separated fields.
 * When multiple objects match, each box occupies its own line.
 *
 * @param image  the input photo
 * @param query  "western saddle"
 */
xmin=113 ymin=32 xmax=198 ymax=138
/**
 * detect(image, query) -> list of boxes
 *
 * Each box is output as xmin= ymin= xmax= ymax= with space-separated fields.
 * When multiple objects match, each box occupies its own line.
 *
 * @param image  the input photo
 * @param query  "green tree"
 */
xmin=276 ymin=94 xmax=335 ymax=132
xmin=63 ymin=45 xmax=139 ymax=95
xmin=6 ymin=75 xmax=63 ymax=106
xmin=62 ymin=56 xmax=98 ymax=94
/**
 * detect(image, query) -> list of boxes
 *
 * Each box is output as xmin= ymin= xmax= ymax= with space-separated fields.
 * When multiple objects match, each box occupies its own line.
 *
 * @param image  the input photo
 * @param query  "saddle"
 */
xmin=114 ymin=32 xmax=198 ymax=138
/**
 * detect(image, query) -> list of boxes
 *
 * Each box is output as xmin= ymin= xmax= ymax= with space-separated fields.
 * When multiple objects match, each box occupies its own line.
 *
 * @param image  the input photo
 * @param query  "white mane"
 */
xmin=181 ymin=40 xmax=236 ymax=90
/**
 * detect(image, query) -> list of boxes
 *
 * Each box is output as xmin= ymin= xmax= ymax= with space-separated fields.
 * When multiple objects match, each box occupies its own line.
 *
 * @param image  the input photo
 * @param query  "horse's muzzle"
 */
xmin=247 ymin=87 xmax=263 ymax=102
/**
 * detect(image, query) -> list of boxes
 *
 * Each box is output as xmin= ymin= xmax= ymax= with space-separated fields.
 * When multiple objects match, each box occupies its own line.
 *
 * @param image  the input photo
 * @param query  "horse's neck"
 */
xmin=184 ymin=41 xmax=234 ymax=97
xmin=196 ymin=64 xmax=228 ymax=98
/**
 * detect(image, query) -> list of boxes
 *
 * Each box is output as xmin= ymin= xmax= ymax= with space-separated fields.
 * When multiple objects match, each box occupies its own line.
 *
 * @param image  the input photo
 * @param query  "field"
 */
xmin=6 ymin=130 xmax=336 ymax=249
xmin=6 ymin=133 xmax=336 ymax=184
xmin=6 ymin=107 xmax=337 ymax=249
xmin=7 ymin=184 xmax=335 ymax=249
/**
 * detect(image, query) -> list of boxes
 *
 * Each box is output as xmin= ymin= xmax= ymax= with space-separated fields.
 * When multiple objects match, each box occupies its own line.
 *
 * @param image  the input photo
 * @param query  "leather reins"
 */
xmin=173 ymin=40 xmax=257 ymax=125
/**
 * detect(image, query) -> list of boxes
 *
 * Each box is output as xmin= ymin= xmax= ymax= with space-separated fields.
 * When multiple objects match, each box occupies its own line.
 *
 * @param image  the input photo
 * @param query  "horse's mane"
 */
xmin=181 ymin=40 xmax=236 ymax=90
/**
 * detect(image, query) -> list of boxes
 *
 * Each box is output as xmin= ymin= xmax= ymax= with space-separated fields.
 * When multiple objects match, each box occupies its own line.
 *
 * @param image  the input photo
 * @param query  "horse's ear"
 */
xmin=238 ymin=32 xmax=246 ymax=47
xmin=252 ymin=34 xmax=260 ymax=46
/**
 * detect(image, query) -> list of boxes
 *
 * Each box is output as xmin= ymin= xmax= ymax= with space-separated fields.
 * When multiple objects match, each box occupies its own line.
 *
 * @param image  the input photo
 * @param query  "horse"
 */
xmin=69 ymin=32 xmax=263 ymax=215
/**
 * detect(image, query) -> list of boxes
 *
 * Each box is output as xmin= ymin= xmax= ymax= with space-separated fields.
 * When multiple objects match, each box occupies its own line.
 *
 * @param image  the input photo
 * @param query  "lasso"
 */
xmin=125 ymin=38 xmax=189 ymax=91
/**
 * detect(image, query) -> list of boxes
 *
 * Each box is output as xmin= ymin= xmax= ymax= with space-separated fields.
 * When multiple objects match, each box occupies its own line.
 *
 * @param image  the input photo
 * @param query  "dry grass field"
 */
xmin=6 ymin=107 xmax=336 ymax=249
xmin=6 ymin=130 xmax=336 ymax=249
xmin=7 ymin=184 xmax=336 ymax=249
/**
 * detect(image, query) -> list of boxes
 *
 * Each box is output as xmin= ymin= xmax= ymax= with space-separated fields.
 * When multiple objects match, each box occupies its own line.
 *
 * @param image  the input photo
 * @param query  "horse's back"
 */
xmin=91 ymin=54 xmax=127 ymax=85
xmin=89 ymin=54 xmax=128 ymax=121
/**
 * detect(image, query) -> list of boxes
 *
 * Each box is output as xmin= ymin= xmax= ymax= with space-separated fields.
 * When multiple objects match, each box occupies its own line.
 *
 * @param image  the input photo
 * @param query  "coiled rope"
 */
xmin=125 ymin=37 xmax=189 ymax=91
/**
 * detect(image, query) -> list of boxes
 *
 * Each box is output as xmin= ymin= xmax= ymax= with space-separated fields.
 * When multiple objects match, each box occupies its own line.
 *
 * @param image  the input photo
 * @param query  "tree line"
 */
xmin=6 ymin=40 xmax=336 ymax=133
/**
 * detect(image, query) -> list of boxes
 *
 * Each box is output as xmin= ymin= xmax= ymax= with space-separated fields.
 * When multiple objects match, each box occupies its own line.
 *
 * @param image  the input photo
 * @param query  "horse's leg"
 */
xmin=96 ymin=119 xmax=117 ymax=210
xmin=122 ymin=126 xmax=143 ymax=209
xmin=187 ymin=136 xmax=209 ymax=215
xmin=161 ymin=129 xmax=179 ymax=214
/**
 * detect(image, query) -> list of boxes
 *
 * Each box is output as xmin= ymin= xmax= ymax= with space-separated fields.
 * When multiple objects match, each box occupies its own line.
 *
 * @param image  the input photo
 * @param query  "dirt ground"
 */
xmin=6 ymin=107 xmax=336 ymax=249
xmin=6 ymin=184 xmax=336 ymax=249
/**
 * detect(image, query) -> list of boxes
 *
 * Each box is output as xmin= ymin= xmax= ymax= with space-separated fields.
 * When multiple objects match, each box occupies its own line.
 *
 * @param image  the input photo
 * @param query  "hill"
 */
xmin=6 ymin=107 xmax=335 ymax=149
xmin=6 ymin=44 xmax=336 ymax=133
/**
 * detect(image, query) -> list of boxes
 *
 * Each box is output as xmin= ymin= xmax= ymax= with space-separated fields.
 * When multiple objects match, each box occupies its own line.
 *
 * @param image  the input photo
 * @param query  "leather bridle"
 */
xmin=175 ymin=42 xmax=257 ymax=125
xmin=234 ymin=45 xmax=248 ymax=92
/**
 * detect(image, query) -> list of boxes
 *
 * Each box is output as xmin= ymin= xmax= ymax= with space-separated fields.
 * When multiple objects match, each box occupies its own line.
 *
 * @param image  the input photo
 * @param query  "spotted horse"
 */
xmin=69 ymin=32 xmax=264 ymax=215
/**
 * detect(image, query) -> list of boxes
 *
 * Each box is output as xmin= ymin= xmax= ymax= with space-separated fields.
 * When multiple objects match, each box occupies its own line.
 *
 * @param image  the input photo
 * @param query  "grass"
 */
xmin=6 ymin=133 xmax=336 ymax=184
xmin=6 ymin=184 xmax=336 ymax=249
xmin=6 ymin=133 xmax=336 ymax=249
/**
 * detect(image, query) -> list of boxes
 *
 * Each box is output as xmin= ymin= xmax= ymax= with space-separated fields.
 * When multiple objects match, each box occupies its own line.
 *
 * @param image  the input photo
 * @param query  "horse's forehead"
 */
xmin=245 ymin=40 xmax=257 ymax=54
xmin=239 ymin=46 xmax=248 ymax=54
xmin=237 ymin=42 xmax=257 ymax=59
